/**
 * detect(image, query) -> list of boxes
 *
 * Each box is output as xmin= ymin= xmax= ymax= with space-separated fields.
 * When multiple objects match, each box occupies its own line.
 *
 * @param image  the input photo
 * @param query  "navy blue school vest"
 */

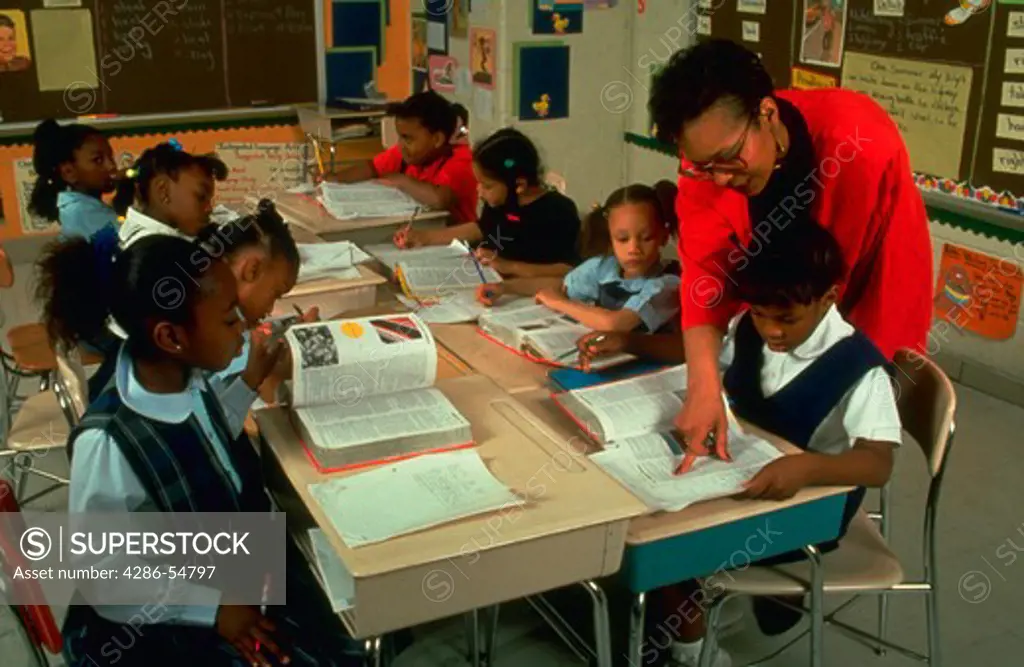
xmin=596 ymin=261 xmax=681 ymax=334
xmin=722 ymin=312 xmax=887 ymax=542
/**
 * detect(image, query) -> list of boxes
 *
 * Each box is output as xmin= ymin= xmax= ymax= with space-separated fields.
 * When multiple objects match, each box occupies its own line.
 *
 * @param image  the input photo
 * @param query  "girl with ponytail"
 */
xmin=396 ymin=127 xmax=581 ymax=279
xmin=29 ymin=119 xmax=118 ymax=241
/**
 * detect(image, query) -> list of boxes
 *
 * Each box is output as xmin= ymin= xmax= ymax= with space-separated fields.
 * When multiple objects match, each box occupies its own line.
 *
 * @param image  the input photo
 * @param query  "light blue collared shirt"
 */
xmin=68 ymin=344 xmax=258 ymax=627
xmin=563 ymin=255 xmax=682 ymax=333
xmin=57 ymin=191 xmax=118 ymax=241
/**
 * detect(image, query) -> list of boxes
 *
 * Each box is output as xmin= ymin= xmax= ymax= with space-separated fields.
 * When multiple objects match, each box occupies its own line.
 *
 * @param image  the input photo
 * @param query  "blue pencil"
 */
xmin=469 ymin=252 xmax=488 ymax=284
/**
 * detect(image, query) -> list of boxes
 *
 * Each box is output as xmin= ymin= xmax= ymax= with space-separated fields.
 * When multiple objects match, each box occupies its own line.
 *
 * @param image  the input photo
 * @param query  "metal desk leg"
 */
xmin=484 ymin=605 xmax=500 ymax=666
xmin=804 ymin=545 xmax=824 ymax=667
xmin=581 ymin=580 xmax=612 ymax=667
xmin=364 ymin=636 xmax=382 ymax=667
xmin=465 ymin=610 xmax=481 ymax=667
xmin=628 ymin=592 xmax=646 ymax=667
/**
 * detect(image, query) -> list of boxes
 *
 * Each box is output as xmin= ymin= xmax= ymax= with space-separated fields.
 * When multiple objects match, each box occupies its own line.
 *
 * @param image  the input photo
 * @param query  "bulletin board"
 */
xmin=0 ymin=0 xmax=319 ymax=124
xmin=696 ymin=0 xmax=1024 ymax=207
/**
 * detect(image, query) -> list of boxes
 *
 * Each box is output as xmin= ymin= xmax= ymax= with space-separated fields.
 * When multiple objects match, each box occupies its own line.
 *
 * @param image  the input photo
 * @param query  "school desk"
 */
xmin=275 ymin=265 xmax=388 ymax=319
xmin=512 ymin=388 xmax=854 ymax=664
xmin=253 ymin=374 xmax=647 ymax=666
xmin=431 ymin=323 xmax=554 ymax=395
xmin=250 ymin=191 xmax=449 ymax=245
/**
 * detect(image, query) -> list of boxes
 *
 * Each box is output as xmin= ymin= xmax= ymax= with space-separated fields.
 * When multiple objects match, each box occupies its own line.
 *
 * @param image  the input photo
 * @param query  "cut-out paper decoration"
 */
xmin=800 ymin=0 xmax=846 ymax=69
xmin=533 ymin=0 xmax=584 ymax=35
xmin=934 ymin=243 xmax=1022 ymax=340
xmin=452 ymin=0 xmax=470 ymax=37
xmin=944 ymin=0 xmax=991 ymax=26
xmin=0 ymin=9 xmax=32 ymax=73
xmin=429 ymin=55 xmax=458 ymax=93
xmin=515 ymin=42 xmax=570 ymax=121
xmin=412 ymin=16 xmax=428 ymax=69
xmin=470 ymin=27 xmax=496 ymax=89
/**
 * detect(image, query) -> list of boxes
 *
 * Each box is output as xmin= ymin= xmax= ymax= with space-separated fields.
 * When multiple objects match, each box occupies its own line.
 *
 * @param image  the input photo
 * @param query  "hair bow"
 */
xmin=503 ymin=158 xmax=516 ymax=169
xmin=167 ymin=138 xmax=183 ymax=151
xmin=124 ymin=168 xmax=138 ymax=179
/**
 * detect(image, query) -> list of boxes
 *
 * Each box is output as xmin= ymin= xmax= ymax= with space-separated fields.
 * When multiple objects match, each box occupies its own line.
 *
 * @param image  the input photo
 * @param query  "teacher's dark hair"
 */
xmin=734 ymin=222 xmax=846 ymax=308
xmin=649 ymin=39 xmax=774 ymax=146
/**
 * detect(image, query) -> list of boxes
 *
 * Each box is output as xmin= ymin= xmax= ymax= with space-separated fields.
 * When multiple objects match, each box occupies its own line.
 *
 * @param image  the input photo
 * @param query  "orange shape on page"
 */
xmin=339 ymin=322 xmax=365 ymax=339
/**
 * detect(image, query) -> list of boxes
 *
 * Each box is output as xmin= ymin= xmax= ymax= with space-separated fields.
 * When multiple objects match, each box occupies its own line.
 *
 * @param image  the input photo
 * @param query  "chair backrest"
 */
xmin=0 ymin=245 xmax=13 ymax=289
xmin=892 ymin=349 xmax=957 ymax=478
xmin=55 ymin=349 xmax=89 ymax=424
xmin=0 ymin=480 xmax=64 ymax=655
xmin=382 ymin=116 xmax=398 ymax=149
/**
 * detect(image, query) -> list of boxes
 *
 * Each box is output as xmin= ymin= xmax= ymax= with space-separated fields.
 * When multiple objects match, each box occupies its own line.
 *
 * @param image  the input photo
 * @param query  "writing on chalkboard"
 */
xmin=996 ymin=114 xmax=1024 ymax=142
xmin=1010 ymin=12 xmax=1024 ymax=39
xmin=846 ymin=9 xmax=948 ymax=58
xmin=842 ymin=52 xmax=972 ymax=178
xmin=993 ymin=147 xmax=1024 ymax=175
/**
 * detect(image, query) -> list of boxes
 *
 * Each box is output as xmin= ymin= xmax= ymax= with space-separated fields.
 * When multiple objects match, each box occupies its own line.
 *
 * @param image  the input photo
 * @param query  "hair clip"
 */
xmin=504 ymin=158 xmax=516 ymax=169
xmin=124 ymin=168 xmax=138 ymax=179
xmin=167 ymin=138 xmax=183 ymax=151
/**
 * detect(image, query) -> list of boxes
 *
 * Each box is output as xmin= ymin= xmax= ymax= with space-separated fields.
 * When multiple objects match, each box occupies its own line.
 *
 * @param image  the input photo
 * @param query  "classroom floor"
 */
xmin=3 ymin=380 xmax=1024 ymax=666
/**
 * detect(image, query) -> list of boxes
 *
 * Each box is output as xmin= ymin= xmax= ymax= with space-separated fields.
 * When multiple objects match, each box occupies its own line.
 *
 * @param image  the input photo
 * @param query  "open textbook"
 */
xmin=552 ymin=366 xmax=783 ymax=511
xmin=297 ymin=241 xmax=372 ymax=283
xmin=363 ymin=240 xmax=503 ymax=297
xmin=552 ymin=365 xmax=688 ymax=442
xmin=364 ymin=240 xmax=473 ymax=276
xmin=589 ymin=430 xmax=783 ymax=512
xmin=478 ymin=300 xmax=635 ymax=371
xmin=318 ymin=182 xmax=422 ymax=219
xmin=283 ymin=314 xmax=473 ymax=471
xmin=396 ymin=291 xmax=488 ymax=324
xmin=308 ymin=449 xmax=520 ymax=547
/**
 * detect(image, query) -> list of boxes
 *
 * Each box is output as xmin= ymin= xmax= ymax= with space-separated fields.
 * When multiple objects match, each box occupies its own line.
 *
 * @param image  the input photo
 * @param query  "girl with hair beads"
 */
xmin=398 ymin=127 xmax=580 ymax=278
xmin=478 ymin=182 xmax=680 ymax=333
xmin=29 ymin=119 xmax=118 ymax=241
xmin=113 ymin=140 xmax=228 ymax=247
xmin=37 ymin=234 xmax=367 ymax=667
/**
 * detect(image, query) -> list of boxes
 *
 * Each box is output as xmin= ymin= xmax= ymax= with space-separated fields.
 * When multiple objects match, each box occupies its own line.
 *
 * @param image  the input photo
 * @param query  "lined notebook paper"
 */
xmin=308 ymin=450 xmax=520 ymax=547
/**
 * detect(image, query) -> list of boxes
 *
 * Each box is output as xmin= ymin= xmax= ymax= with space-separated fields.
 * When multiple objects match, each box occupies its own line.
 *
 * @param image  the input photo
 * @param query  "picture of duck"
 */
xmin=552 ymin=13 xmax=571 ymax=33
xmin=532 ymin=94 xmax=551 ymax=117
xmin=945 ymin=0 xmax=991 ymax=26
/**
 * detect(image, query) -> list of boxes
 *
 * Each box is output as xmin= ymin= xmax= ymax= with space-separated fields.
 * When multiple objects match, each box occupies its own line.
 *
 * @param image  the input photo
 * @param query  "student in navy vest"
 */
xmin=654 ymin=222 xmax=903 ymax=667
xmin=37 ymin=234 xmax=367 ymax=666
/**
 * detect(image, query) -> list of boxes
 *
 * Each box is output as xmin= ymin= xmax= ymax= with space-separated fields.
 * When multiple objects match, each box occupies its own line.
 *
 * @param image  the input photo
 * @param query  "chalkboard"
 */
xmin=697 ymin=0 xmax=796 ymax=91
xmin=0 ymin=0 xmax=318 ymax=123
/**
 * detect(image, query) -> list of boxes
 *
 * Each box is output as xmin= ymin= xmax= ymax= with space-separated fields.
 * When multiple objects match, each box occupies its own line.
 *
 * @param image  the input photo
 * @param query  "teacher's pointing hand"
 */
xmin=674 ymin=382 xmax=730 ymax=473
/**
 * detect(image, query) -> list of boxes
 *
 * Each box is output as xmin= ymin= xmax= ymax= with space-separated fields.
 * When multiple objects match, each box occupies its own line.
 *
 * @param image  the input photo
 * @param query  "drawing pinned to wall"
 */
xmin=13 ymin=159 xmax=57 ymax=234
xmin=412 ymin=16 xmax=428 ymax=70
xmin=427 ymin=13 xmax=449 ymax=54
xmin=29 ymin=9 xmax=97 ymax=91
xmin=934 ymin=244 xmax=1022 ymax=341
xmin=473 ymin=87 xmax=494 ymax=121
xmin=429 ymin=55 xmax=458 ymax=92
xmin=944 ymin=0 xmax=991 ymax=26
xmin=697 ymin=14 xmax=711 ymax=36
xmin=470 ymin=27 xmax=496 ymax=89
xmin=533 ymin=0 xmax=584 ymax=35
xmin=515 ymin=42 xmax=570 ymax=121
xmin=451 ymin=0 xmax=470 ymax=38
xmin=742 ymin=21 xmax=760 ymax=42
xmin=800 ymin=0 xmax=846 ymax=68
xmin=873 ymin=0 xmax=904 ymax=17
xmin=0 ymin=9 xmax=32 ymax=72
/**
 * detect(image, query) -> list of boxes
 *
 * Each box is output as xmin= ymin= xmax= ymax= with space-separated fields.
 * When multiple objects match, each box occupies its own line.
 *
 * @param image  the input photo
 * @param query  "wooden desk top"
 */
xmin=286 ymin=264 xmax=387 ymax=299
xmin=432 ymin=323 xmax=552 ymax=395
xmin=511 ymin=388 xmax=853 ymax=546
xmin=254 ymin=374 xmax=647 ymax=579
xmin=252 ymin=191 xmax=448 ymax=236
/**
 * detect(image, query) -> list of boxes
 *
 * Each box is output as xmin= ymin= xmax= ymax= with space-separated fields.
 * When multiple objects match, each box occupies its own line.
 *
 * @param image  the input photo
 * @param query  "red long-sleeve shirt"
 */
xmin=675 ymin=88 xmax=933 ymax=360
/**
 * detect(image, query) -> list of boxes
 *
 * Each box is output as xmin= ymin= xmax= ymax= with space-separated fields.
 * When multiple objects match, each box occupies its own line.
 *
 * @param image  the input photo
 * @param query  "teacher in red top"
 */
xmin=648 ymin=40 xmax=932 ymax=460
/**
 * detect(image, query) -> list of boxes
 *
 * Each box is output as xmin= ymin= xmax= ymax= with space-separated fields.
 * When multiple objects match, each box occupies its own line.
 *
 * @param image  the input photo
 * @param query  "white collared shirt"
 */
xmin=68 ymin=344 xmax=256 ymax=627
xmin=720 ymin=305 xmax=902 ymax=455
xmin=118 ymin=206 xmax=190 ymax=249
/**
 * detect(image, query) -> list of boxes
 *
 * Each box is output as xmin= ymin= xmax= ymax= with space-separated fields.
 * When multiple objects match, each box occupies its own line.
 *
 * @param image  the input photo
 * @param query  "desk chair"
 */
xmin=0 ymin=479 xmax=65 ymax=666
xmin=1 ymin=246 xmax=58 ymax=435
xmin=699 ymin=350 xmax=955 ymax=667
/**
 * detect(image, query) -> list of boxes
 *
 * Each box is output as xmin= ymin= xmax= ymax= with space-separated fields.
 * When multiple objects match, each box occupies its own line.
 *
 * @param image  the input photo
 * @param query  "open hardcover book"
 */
xmin=282 ymin=314 xmax=473 ymax=472
xmin=478 ymin=300 xmax=635 ymax=371
xmin=364 ymin=241 xmax=474 ymax=278
xmin=364 ymin=240 xmax=502 ymax=298
xmin=552 ymin=366 xmax=783 ymax=512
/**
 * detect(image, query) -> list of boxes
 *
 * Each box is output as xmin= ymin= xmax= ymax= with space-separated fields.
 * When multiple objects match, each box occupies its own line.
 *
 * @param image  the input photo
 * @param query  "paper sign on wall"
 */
xmin=1006 ymin=49 xmax=1024 ymax=75
xmin=996 ymin=114 xmax=1024 ymax=142
xmin=13 ymin=159 xmax=58 ymax=234
xmin=873 ymin=0 xmax=904 ymax=17
xmin=29 ymin=9 xmax=97 ymax=91
xmin=1002 ymin=81 xmax=1024 ymax=108
xmin=737 ymin=0 xmax=766 ymax=14
xmin=742 ymin=21 xmax=760 ymax=42
xmin=215 ymin=143 xmax=306 ymax=206
xmin=1009 ymin=12 xmax=1024 ymax=38
xmin=934 ymin=244 xmax=1022 ymax=341
xmin=791 ymin=66 xmax=837 ymax=90
xmin=842 ymin=52 xmax=972 ymax=179
xmin=993 ymin=147 xmax=1024 ymax=175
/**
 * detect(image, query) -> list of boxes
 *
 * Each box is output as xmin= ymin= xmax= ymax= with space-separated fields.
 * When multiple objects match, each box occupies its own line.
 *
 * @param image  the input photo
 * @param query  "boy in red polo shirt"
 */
xmin=331 ymin=91 xmax=478 ymax=223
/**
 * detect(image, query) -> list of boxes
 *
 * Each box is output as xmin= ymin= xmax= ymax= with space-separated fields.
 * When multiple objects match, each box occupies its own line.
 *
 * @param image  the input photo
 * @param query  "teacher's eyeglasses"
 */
xmin=680 ymin=114 xmax=759 ymax=181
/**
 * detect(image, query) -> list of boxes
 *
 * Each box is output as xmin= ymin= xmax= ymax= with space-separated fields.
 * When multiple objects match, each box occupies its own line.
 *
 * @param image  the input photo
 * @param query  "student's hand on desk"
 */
xmin=242 ymin=329 xmax=287 ymax=391
xmin=577 ymin=331 xmax=628 ymax=364
xmin=740 ymin=456 xmax=813 ymax=501
xmin=535 ymin=287 xmax=564 ymax=309
xmin=393 ymin=227 xmax=430 ymax=249
xmin=216 ymin=604 xmax=290 ymax=666
xmin=476 ymin=283 xmax=504 ymax=306
xmin=475 ymin=247 xmax=510 ymax=275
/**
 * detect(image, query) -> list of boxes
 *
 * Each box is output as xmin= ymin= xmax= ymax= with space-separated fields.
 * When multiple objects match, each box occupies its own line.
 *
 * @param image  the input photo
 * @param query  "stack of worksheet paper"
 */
xmin=296 ymin=241 xmax=372 ymax=283
xmin=318 ymin=182 xmax=421 ymax=219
